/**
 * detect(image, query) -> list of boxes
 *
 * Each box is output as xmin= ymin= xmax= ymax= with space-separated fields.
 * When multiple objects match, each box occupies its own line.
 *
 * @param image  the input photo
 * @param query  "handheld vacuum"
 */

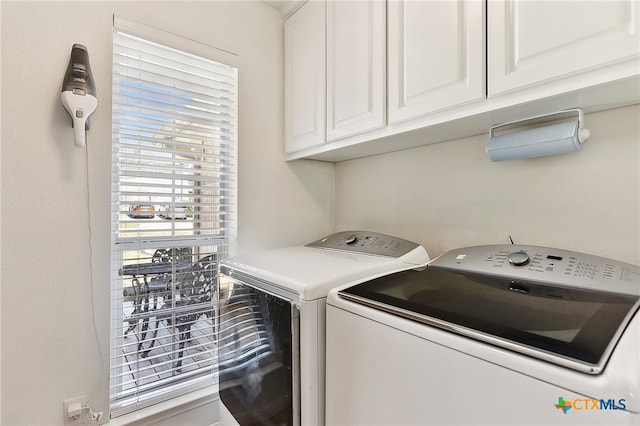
xmin=61 ymin=44 xmax=97 ymax=147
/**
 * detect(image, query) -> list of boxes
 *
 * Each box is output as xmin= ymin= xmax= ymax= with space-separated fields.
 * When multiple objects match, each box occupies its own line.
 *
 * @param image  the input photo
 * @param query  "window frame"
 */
xmin=110 ymin=17 xmax=238 ymax=417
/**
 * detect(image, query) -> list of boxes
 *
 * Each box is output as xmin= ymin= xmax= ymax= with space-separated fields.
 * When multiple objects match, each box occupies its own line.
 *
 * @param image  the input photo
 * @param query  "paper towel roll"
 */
xmin=487 ymin=120 xmax=583 ymax=162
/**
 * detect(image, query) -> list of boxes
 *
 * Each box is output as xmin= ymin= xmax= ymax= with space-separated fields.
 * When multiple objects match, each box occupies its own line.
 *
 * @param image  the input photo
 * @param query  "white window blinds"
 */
xmin=110 ymin=30 xmax=237 ymax=416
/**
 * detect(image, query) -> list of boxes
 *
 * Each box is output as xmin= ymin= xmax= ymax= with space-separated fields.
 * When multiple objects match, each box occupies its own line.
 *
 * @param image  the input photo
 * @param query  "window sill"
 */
xmin=108 ymin=386 xmax=219 ymax=426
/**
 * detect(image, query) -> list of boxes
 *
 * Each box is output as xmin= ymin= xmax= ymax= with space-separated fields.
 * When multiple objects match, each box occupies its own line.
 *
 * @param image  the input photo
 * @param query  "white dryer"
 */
xmin=217 ymin=231 xmax=429 ymax=425
xmin=326 ymin=244 xmax=640 ymax=425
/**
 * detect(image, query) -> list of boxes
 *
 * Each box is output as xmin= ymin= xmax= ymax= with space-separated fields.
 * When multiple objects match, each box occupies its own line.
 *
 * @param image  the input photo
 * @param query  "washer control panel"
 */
xmin=430 ymin=244 xmax=639 ymax=295
xmin=306 ymin=231 xmax=420 ymax=258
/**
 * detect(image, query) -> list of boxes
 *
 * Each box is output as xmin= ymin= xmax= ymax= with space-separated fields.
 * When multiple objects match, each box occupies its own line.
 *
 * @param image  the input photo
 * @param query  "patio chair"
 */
xmin=139 ymin=254 xmax=218 ymax=370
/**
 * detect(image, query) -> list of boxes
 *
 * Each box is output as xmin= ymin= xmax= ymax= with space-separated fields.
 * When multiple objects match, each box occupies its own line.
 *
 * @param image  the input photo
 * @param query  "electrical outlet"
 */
xmin=63 ymin=396 xmax=85 ymax=425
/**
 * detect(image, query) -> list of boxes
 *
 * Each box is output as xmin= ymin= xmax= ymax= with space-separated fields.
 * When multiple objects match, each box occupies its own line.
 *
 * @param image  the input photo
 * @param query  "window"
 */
xmin=110 ymin=29 xmax=238 ymax=416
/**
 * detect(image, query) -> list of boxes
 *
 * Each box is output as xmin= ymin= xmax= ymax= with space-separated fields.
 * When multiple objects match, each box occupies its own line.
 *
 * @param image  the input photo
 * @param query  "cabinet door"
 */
xmin=489 ymin=0 xmax=640 ymax=96
xmin=327 ymin=0 xmax=386 ymax=141
xmin=285 ymin=1 xmax=326 ymax=154
xmin=388 ymin=0 xmax=485 ymax=124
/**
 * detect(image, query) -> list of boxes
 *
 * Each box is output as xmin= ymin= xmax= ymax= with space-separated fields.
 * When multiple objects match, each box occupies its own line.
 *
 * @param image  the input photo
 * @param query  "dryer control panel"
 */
xmin=306 ymin=231 xmax=420 ymax=258
xmin=431 ymin=244 xmax=639 ymax=295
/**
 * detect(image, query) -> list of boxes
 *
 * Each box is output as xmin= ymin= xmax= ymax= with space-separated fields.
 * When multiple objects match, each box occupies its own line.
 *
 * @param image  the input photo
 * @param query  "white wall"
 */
xmin=0 ymin=1 xmax=333 ymax=425
xmin=335 ymin=105 xmax=640 ymax=266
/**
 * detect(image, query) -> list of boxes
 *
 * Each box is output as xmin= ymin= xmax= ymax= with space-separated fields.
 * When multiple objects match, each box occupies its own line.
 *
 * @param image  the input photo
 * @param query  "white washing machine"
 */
xmin=216 ymin=231 xmax=430 ymax=426
xmin=326 ymin=244 xmax=640 ymax=425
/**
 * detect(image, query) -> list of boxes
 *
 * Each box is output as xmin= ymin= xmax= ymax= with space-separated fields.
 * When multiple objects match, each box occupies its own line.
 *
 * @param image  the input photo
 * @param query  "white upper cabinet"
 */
xmin=489 ymin=0 xmax=640 ymax=96
xmin=284 ymin=1 xmax=326 ymax=154
xmin=388 ymin=0 xmax=486 ymax=124
xmin=284 ymin=0 xmax=639 ymax=161
xmin=326 ymin=0 xmax=386 ymax=141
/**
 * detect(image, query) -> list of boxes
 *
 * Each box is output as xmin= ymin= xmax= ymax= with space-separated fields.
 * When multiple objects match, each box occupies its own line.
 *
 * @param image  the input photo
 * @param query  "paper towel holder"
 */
xmin=490 ymin=108 xmax=590 ymax=142
xmin=487 ymin=109 xmax=590 ymax=162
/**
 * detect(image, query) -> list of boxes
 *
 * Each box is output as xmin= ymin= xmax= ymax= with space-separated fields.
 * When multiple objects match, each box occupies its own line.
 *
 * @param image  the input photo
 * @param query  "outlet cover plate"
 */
xmin=63 ymin=396 xmax=85 ymax=425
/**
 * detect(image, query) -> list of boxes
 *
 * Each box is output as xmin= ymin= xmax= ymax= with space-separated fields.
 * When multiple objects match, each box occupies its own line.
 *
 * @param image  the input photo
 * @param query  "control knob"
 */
xmin=345 ymin=234 xmax=358 ymax=245
xmin=507 ymin=251 xmax=530 ymax=266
